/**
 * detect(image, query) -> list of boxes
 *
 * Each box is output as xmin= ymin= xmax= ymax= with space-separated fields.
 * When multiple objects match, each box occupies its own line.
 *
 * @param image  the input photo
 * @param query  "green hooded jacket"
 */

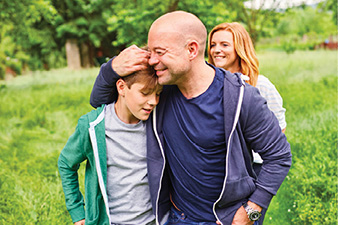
xmin=58 ymin=105 xmax=111 ymax=225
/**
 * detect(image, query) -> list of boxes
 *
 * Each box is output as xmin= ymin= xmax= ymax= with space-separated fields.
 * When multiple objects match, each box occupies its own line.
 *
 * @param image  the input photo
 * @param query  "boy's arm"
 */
xmin=90 ymin=45 xmax=150 ymax=108
xmin=74 ymin=219 xmax=85 ymax=225
xmin=58 ymin=117 xmax=88 ymax=223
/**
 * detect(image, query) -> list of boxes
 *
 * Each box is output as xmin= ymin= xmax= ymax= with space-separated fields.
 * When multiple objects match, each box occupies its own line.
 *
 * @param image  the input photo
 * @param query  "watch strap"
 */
xmin=243 ymin=202 xmax=262 ymax=221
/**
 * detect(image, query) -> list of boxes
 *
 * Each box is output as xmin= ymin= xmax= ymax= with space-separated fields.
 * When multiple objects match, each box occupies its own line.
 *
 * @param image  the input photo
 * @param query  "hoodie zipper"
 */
xmin=88 ymin=106 xmax=111 ymax=225
xmin=152 ymin=107 xmax=167 ymax=225
xmin=212 ymin=81 xmax=245 ymax=224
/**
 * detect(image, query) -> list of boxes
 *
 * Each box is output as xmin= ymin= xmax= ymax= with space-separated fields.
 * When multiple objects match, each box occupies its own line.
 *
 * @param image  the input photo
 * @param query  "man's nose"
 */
xmin=149 ymin=53 xmax=159 ymax=66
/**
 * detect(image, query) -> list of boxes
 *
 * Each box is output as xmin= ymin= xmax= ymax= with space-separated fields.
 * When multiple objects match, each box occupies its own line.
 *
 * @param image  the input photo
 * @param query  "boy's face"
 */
xmin=122 ymin=80 xmax=162 ymax=123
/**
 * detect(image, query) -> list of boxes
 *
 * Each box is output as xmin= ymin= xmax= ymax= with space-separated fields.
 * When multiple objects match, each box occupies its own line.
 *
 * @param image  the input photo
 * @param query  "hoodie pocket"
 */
xmin=217 ymin=176 xmax=255 ymax=208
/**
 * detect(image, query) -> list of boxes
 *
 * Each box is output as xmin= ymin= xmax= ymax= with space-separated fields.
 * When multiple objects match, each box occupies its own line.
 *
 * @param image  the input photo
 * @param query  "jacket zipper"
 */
xmin=88 ymin=106 xmax=111 ymax=225
xmin=152 ymin=107 xmax=167 ymax=225
xmin=212 ymin=81 xmax=245 ymax=224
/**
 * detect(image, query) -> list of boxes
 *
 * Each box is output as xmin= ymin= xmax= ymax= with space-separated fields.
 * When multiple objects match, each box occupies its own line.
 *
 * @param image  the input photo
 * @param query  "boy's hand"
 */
xmin=112 ymin=45 xmax=150 ymax=77
xmin=74 ymin=219 xmax=85 ymax=225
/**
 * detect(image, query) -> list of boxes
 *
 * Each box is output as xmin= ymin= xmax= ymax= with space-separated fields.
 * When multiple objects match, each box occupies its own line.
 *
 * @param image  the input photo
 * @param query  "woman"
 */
xmin=207 ymin=22 xmax=286 ymax=173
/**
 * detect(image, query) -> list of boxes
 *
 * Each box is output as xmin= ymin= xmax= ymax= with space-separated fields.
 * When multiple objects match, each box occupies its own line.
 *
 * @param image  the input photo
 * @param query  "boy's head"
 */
xmin=115 ymin=64 xmax=162 ymax=124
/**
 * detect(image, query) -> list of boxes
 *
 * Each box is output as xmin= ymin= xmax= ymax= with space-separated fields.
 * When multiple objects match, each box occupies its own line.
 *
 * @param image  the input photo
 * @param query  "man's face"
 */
xmin=148 ymin=28 xmax=190 ymax=86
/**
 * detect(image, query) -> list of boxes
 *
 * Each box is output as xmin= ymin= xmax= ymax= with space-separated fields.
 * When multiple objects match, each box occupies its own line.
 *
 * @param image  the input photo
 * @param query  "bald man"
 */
xmin=90 ymin=11 xmax=291 ymax=225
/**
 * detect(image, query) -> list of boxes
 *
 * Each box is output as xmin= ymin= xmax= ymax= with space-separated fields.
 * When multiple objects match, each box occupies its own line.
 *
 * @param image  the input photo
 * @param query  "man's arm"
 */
xmin=229 ymin=85 xmax=291 ymax=225
xmin=242 ymin=85 xmax=292 ymax=208
xmin=90 ymin=45 xmax=150 ymax=108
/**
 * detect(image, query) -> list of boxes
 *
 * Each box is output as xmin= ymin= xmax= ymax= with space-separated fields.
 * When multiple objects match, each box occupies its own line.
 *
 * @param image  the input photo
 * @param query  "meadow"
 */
xmin=0 ymin=50 xmax=337 ymax=224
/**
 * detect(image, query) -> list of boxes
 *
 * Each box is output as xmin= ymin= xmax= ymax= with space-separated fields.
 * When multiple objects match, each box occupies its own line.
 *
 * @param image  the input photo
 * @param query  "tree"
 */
xmin=0 ymin=0 xmax=60 ymax=75
xmin=106 ymin=0 xmax=234 ymax=52
xmin=318 ymin=0 xmax=338 ymax=25
xmin=220 ymin=0 xmax=283 ymax=45
xmin=277 ymin=6 xmax=337 ymax=37
xmin=52 ymin=0 xmax=115 ymax=69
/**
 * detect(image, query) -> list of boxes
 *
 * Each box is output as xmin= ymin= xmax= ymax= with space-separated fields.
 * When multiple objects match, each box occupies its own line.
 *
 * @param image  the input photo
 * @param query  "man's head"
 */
xmin=115 ymin=65 xmax=162 ymax=123
xmin=147 ymin=11 xmax=207 ymax=86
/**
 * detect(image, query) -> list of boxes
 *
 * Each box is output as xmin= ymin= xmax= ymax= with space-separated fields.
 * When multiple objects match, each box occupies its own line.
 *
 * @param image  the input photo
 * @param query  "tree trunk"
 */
xmin=168 ymin=0 xmax=179 ymax=12
xmin=81 ymin=42 xmax=90 ymax=68
xmin=65 ymin=39 xmax=81 ymax=70
xmin=81 ymin=42 xmax=96 ymax=68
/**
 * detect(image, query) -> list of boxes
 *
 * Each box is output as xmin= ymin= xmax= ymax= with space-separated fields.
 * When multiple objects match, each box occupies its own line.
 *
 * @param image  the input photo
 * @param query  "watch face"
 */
xmin=249 ymin=211 xmax=261 ymax=221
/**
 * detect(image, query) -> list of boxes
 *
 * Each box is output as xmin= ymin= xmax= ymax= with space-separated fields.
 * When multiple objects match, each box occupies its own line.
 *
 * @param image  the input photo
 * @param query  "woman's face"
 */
xmin=209 ymin=30 xmax=240 ymax=73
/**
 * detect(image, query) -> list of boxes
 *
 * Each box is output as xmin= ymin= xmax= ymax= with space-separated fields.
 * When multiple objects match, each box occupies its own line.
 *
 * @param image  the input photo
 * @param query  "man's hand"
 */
xmin=74 ymin=219 xmax=85 ymax=225
xmin=112 ymin=45 xmax=150 ymax=77
xmin=231 ymin=201 xmax=262 ymax=225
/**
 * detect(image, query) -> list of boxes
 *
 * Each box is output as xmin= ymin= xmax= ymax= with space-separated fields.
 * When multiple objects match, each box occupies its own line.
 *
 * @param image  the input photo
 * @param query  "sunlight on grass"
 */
xmin=0 ymin=51 xmax=337 ymax=224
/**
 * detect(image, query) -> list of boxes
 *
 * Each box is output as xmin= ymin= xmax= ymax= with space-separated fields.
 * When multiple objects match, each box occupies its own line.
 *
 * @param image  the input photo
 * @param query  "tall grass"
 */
xmin=0 ymin=68 xmax=98 ymax=224
xmin=0 ymin=50 xmax=337 ymax=224
xmin=258 ymin=50 xmax=337 ymax=224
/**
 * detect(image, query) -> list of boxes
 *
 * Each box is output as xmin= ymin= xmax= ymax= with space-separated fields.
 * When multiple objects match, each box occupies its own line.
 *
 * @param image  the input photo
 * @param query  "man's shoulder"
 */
xmin=216 ymin=67 xmax=243 ymax=88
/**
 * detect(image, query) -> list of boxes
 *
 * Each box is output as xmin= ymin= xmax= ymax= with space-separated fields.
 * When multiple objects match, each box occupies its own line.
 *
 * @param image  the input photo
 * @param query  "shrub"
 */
xmin=281 ymin=35 xmax=298 ymax=54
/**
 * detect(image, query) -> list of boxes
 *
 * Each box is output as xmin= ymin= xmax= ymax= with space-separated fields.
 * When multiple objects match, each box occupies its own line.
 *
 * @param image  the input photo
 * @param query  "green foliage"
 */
xmin=0 ymin=0 xmax=62 ymax=74
xmin=0 ymin=51 xmax=336 ymax=223
xmin=0 ymin=52 xmax=6 ymax=80
xmin=220 ymin=0 xmax=283 ymax=44
xmin=107 ymin=8 xmax=159 ymax=47
xmin=258 ymin=5 xmax=337 ymax=53
xmin=318 ymin=0 xmax=338 ymax=25
xmin=0 ymin=0 xmax=336 ymax=78
xmin=105 ymin=0 xmax=235 ymax=48
xmin=257 ymin=50 xmax=337 ymax=224
xmin=53 ymin=0 xmax=115 ymax=45
xmin=178 ymin=0 xmax=235 ymax=35
xmin=281 ymin=35 xmax=298 ymax=54
xmin=277 ymin=6 xmax=336 ymax=37
xmin=0 ymin=68 xmax=97 ymax=223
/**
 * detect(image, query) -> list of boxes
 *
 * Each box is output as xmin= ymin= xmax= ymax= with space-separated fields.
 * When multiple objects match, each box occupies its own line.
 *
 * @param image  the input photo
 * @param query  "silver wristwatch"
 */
xmin=243 ymin=202 xmax=262 ymax=221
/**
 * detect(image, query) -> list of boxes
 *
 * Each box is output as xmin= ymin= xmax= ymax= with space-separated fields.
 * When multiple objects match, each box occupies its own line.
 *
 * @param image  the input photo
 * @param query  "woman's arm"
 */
xmin=256 ymin=75 xmax=286 ymax=131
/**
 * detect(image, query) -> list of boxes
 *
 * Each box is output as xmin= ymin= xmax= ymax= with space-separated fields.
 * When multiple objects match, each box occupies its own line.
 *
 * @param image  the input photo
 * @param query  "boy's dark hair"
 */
xmin=121 ymin=46 xmax=158 ymax=92
xmin=122 ymin=65 xmax=158 ymax=92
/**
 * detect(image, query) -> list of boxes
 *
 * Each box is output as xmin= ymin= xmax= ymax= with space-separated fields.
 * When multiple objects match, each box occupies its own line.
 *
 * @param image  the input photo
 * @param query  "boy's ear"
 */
xmin=116 ymin=79 xmax=126 ymax=96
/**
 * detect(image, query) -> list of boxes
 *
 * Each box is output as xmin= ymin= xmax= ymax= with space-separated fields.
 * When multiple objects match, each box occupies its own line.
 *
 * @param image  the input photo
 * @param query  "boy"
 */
xmin=58 ymin=63 xmax=162 ymax=225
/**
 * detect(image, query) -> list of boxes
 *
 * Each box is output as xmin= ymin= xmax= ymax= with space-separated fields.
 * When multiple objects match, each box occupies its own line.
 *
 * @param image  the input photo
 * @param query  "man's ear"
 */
xmin=187 ymin=40 xmax=199 ymax=60
xmin=116 ymin=79 xmax=126 ymax=96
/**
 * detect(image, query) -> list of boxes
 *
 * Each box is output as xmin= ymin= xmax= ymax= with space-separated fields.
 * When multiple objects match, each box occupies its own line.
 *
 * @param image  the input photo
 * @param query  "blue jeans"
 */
xmin=164 ymin=207 xmax=218 ymax=225
xmin=164 ymin=207 xmax=260 ymax=225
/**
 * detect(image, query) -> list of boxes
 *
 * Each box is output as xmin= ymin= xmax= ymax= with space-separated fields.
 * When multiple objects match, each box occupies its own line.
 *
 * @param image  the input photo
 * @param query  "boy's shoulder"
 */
xmin=77 ymin=104 xmax=106 ymax=127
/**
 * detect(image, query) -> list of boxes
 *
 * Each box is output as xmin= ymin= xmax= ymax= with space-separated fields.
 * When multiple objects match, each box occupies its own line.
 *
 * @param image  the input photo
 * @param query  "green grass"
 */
xmin=0 ymin=68 xmax=98 ymax=224
xmin=0 ymin=50 xmax=337 ymax=224
xmin=258 ymin=50 xmax=337 ymax=224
